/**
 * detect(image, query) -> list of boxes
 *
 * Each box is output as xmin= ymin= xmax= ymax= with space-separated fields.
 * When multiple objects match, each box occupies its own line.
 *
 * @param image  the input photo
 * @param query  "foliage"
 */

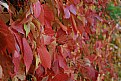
xmin=107 ymin=2 xmax=121 ymax=21
xmin=0 ymin=0 xmax=120 ymax=81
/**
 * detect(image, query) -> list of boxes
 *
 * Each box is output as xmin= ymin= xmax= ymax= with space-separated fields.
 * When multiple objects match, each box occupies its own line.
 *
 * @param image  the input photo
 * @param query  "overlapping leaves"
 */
xmin=0 ymin=0 xmax=120 ymax=81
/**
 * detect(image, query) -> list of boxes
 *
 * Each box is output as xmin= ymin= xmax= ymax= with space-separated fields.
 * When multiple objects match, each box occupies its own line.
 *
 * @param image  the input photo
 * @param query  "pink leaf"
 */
xmin=43 ymin=35 xmax=54 ymax=45
xmin=12 ymin=50 xmax=20 ymax=74
xmin=95 ymin=41 xmax=102 ymax=49
xmin=69 ymin=4 xmax=76 ymax=15
xmin=63 ymin=7 xmax=70 ymax=19
xmin=0 ymin=5 xmax=2 ymax=12
xmin=22 ymin=38 xmax=33 ymax=73
xmin=37 ymin=45 xmax=51 ymax=69
xmin=33 ymin=1 xmax=41 ymax=18
xmin=13 ymin=32 xmax=23 ymax=52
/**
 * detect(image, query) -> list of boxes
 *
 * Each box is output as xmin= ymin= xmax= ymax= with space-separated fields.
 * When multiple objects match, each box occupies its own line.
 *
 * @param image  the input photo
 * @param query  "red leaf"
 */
xmin=95 ymin=41 xmax=102 ymax=49
xmin=37 ymin=45 xmax=51 ymax=69
xmin=44 ymin=26 xmax=54 ymax=36
xmin=35 ymin=65 xmax=45 ymax=79
xmin=44 ymin=4 xmax=54 ymax=22
xmin=71 ymin=15 xmax=77 ymax=35
xmin=52 ymin=60 xmax=60 ymax=75
xmin=0 ymin=51 xmax=14 ymax=80
xmin=38 ymin=6 xmax=44 ymax=26
xmin=33 ymin=1 xmax=41 ymax=18
xmin=72 ymin=0 xmax=80 ymax=4
xmin=43 ymin=17 xmax=55 ymax=36
xmin=60 ymin=45 xmax=70 ymax=59
xmin=57 ymin=55 xmax=67 ymax=70
xmin=86 ymin=54 xmax=97 ymax=63
xmin=78 ymin=25 xmax=85 ymax=35
xmin=0 ymin=20 xmax=15 ymax=53
xmin=22 ymin=38 xmax=33 ymax=73
xmin=76 ymin=19 xmax=85 ymax=34
xmin=86 ymin=66 xmax=98 ymax=81
xmin=56 ymin=19 xmax=68 ymax=32
xmin=52 ymin=73 xmax=69 ymax=81
xmin=11 ymin=25 xmax=24 ymax=34
xmin=84 ymin=25 xmax=92 ymax=34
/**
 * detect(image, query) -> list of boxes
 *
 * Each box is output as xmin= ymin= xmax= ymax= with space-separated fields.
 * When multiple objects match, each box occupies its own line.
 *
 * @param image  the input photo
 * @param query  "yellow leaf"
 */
xmin=35 ymin=54 xmax=41 ymax=70
xmin=24 ymin=24 xmax=30 ymax=37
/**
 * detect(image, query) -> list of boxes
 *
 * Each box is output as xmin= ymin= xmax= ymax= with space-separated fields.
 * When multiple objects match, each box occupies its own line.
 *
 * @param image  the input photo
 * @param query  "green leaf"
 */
xmin=107 ymin=2 xmax=121 ymax=21
xmin=24 ymin=24 xmax=30 ymax=37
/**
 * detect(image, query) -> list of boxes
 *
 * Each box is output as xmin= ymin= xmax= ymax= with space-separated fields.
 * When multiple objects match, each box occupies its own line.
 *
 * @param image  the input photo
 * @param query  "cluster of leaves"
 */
xmin=0 ymin=0 xmax=120 ymax=81
xmin=106 ymin=2 xmax=121 ymax=21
